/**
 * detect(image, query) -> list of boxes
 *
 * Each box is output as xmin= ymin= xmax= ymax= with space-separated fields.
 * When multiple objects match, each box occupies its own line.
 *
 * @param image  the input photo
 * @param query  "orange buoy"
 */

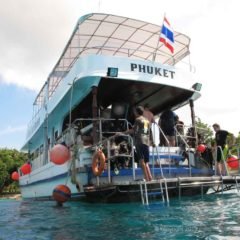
xmin=92 ymin=150 xmax=106 ymax=176
xmin=20 ymin=163 xmax=31 ymax=175
xmin=196 ymin=144 xmax=206 ymax=153
xmin=52 ymin=184 xmax=71 ymax=203
xmin=11 ymin=171 xmax=19 ymax=181
xmin=50 ymin=144 xmax=70 ymax=165
xmin=227 ymin=155 xmax=239 ymax=169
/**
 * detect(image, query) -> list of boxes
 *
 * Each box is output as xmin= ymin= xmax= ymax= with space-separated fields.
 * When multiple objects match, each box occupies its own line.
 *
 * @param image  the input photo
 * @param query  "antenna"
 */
xmin=98 ymin=0 xmax=101 ymax=12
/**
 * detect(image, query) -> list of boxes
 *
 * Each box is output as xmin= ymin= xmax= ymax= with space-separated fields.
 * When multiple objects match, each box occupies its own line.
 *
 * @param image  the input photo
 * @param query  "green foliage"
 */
xmin=0 ymin=162 xmax=8 ymax=192
xmin=230 ymin=132 xmax=240 ymax=149
xmin=0 ymin=148 xmax=27 ymax=193
xmin=229 ymin=132 xmax=240 ymax=156
xmin=195 ymin=117 xmax=214 ymax=145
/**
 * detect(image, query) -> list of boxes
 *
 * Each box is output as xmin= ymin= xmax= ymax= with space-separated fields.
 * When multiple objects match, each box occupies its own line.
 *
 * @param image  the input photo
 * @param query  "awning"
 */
xmin=34 ymin=13 xmax=190 ymax=106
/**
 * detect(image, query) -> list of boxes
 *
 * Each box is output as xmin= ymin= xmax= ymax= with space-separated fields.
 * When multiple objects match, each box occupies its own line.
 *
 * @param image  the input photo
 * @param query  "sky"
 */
xmin=0 ymin=0 xmax=240 ymax=150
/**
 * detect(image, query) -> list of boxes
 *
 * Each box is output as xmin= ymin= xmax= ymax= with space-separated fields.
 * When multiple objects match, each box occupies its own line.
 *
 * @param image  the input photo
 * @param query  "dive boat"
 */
xmin=19 ymin=13 xmax=217 ymax=204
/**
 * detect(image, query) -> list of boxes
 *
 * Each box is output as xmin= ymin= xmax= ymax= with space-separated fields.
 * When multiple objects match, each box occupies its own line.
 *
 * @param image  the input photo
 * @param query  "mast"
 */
xmin=43 ymin=80 xmax=49 ymax=164
xmin=189 ymin=99 xmax=198 ymax=147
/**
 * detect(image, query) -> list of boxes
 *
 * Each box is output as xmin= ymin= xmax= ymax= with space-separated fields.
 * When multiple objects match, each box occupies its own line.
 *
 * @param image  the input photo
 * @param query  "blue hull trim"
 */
xmin=20 ymin=172 xmax=69 ymax=187
xmin=20 ymin=167 xmax=214 ymax=188
xmin=100 ymin=167 xmax=213 ymax=178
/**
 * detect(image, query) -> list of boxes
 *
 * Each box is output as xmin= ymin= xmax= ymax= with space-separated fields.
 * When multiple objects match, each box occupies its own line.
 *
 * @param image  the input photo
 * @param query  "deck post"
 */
xmin=144 ymin=180 xmax=149 ymax=205
xmin=92 ymin=86 xmax=98 ymax=144
xmin=221 ymin=176 xmax=224 ymax=195
xmin=107 ymin=140 xmax=111 ymax=184
xmin=131 ymin=137 xmax=136 ymax=180
xmin=139 ymin=183 xmax=144 ymax=204
xmin=189 ymin=99 xmax=198 ymax=146
xmin=178 ymin=177 xmax=182 ymax=200
xmin=189 ymin=99 xmax=197 ymax=176
xmin=151 ymin=147 xmax=155 ymax=179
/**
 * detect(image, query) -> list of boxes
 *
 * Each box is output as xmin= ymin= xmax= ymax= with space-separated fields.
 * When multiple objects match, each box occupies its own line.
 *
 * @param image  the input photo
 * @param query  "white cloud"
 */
xmin=0 ymin=0 xmax=79 ymax=90
xmin=0 ymin=125 xmax=27 ymax=137
xmin=0 ymin=0 xmax=240 ymax=136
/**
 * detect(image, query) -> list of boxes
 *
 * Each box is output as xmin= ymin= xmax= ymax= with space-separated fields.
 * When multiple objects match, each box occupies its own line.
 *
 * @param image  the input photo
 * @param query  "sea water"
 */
xmin=0 ymin=192 xmax=240 ymax=240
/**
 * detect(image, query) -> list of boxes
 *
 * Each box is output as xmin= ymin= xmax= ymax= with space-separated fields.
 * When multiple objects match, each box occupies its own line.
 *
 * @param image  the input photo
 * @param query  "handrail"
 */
xmin=97 ymin=133 xmax=135 ymax=181
xmin=213 ymin=146 xmax=230 ymax=176
xmin=72 ymin=118 xmax=135 ymax=181
xmin=153 ymin=145 xmax=165 ymax=179
xmin=174 ymin=125 xmax=193 ymax=176
xmin=153 ymin=122 xmax=170 ymax=147
xmin=153 ymin=122 xmax=171 ymax=175
xmin=80 ymin=45 xmax=169 ymax=59
xmin=174 ymin=125 xmax=190 ymax=149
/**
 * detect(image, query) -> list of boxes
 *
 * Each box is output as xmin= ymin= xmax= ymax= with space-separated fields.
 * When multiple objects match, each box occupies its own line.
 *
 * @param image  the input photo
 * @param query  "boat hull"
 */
xmin=19 ymin=164 xmax=214 ymax=203
xmin=83 ymin=182 xmax=209 ymax=203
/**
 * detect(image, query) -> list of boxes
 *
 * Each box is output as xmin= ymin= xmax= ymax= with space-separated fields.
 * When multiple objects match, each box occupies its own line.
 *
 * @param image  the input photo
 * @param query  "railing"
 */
xmin=152 ymin=122 xmax=170 ymax=177
xmin=152 ymin=122 xmax=202 ymax=177
xmin=31 ymin=152 xmax=45 ymax=171
xmin=70 ymin=118 xmax=134 ymax=183
xmin=31 ymin=117 xmax=218 ymax=179
xmin=100 ymin=133 xmax=135 ymax=183
xmin=175 ymin=124 xmax=190 ymax=148
xmin=29 ymin=118 xmax=215 ymax=178
xmin=213 ymin=145 xmax=240 ymax=176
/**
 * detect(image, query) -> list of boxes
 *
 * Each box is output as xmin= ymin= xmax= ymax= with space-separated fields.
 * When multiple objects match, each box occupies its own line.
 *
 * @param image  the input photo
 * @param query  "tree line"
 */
xmin=0 ymin=148 xmax=27 ymax=194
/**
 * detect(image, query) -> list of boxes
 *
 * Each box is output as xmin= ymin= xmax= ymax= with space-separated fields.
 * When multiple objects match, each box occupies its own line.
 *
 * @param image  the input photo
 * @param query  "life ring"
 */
xmin=92 ymin=150 xmax=106 ymax=176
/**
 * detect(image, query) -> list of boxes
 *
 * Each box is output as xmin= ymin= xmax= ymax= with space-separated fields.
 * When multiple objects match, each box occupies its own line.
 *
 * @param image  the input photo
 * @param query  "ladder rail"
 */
xmin=159 ymin=180 xmax=165 ymax=203
xmin=235 ymin=176 xmax=240 ymax=193
xmin=139 ymin=179 xmax=170 ymax=206
xmin=164 ymin=178 xmax=169 ymax=204
xmin=144 ymin=180 xmax=149 ymax=205
xmin=139 ymin=182 xmax=145 ymax=205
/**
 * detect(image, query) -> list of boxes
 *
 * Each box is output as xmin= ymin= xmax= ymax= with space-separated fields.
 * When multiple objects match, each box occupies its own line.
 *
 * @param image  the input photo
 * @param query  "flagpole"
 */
xmin=152 ymin=13 xmax=165 ymax=62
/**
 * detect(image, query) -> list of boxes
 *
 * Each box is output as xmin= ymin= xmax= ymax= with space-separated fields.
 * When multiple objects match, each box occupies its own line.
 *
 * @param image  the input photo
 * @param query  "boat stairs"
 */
xmin=137 ymin=175 xmax=240 ymax=205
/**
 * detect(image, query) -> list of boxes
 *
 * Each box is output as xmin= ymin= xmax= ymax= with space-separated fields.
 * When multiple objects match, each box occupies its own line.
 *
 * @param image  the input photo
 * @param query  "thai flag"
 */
xmin=159 ymin=17 xmax=174 ymax=54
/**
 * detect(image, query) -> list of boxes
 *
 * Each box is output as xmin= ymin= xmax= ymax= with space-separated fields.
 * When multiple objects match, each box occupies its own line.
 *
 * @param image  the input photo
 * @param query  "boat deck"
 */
xmin=84 ymin=175 xmax=240 ymax=204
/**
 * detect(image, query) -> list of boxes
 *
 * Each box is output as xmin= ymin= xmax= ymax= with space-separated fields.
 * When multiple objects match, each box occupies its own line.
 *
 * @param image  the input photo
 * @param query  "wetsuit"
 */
xmin=215 ymin=130 xmax=228 ymax=162
xmin=133 ymin=116 xmax=151 ymax=163
xmin=160 ymin=110 xmax=176 ymax=136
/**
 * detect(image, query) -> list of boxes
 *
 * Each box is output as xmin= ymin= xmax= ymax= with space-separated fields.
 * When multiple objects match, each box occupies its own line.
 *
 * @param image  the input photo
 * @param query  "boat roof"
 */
xmin=34 ymin=13 xmax=190 ymax=107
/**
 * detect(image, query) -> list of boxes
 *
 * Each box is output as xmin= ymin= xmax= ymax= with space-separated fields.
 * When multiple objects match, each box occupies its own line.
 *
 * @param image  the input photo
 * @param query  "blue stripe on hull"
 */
xmin=20 ymin=172 xmax=69 ymax=187
xmin=20 ymin=167 xmax=214 ymax=188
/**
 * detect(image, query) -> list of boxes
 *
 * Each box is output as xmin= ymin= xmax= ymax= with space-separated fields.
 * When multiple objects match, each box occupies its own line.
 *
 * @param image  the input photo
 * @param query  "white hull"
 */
xmin=19 ymin=149 xmax=92 ymax=200
xmin=19 ymin=147 xmax=195 ymax=200
xmin=19 ymin=13 xmax=213 ymax=203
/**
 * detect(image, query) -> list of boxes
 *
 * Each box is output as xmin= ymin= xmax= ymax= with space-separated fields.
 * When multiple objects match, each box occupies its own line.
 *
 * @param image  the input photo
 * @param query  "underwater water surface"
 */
xmin=0 ymin=191 xmax=240 ymax=240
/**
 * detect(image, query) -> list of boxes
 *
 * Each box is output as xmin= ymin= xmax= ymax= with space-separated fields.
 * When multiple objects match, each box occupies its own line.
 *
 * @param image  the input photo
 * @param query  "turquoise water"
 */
xmin=1 ymin=192 xmax=240 ymax=240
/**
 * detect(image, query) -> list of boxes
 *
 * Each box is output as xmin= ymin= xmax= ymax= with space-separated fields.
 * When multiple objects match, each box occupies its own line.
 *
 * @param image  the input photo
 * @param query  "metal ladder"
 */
xmin=235 ymin=176 xmax=240 ymax=193
xmin=139 ymin=179 xmax=169 ymax=205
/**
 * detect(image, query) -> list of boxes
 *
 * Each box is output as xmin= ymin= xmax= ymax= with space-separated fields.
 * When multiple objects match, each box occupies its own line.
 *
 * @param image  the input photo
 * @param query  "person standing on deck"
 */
xmin=143 ymin=103 xmax=155 ymax=148
xmin=158 ymin=109 xmax=176 ymax=146
xmin=120 ymin=106 xmax=154 ymax=181
xmin=212 ymin=123 xmax=230 ymax=175
xmin=143 ymin=104 xmax=155 ymax=126
xmin=175 ymin=115 xmax=185 ymax=147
